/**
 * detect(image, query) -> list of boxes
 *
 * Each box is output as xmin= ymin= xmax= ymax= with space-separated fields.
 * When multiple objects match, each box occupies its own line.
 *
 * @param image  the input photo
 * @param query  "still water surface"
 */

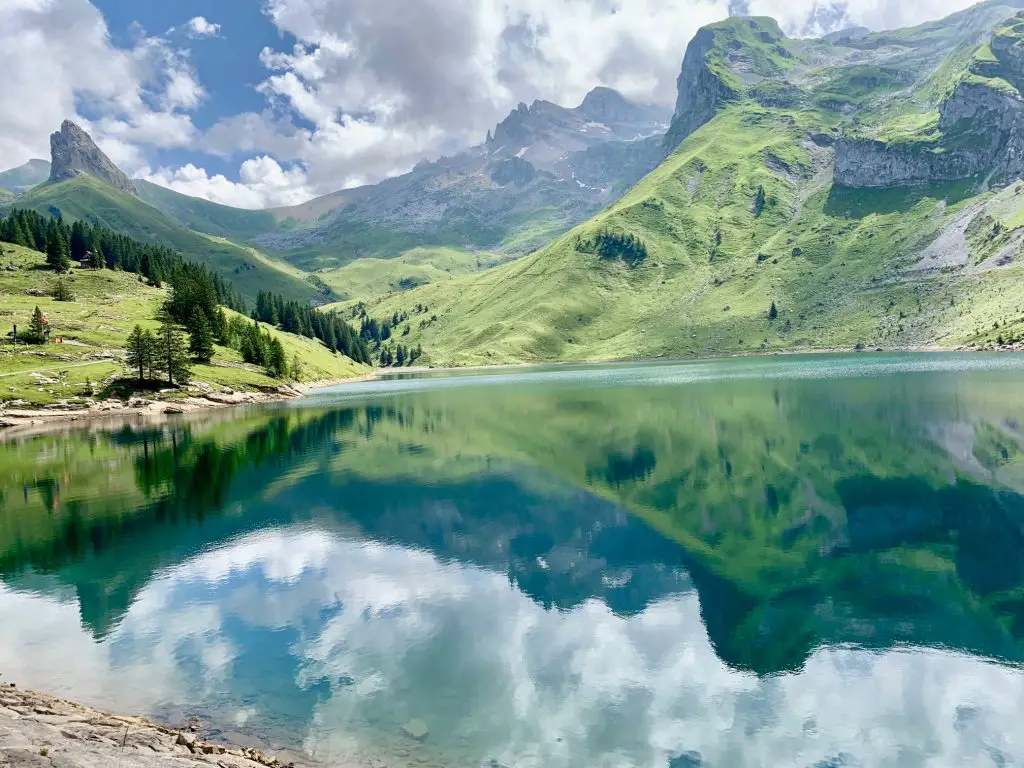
xmin=4 ymin=354 xmax=1024 ymax=767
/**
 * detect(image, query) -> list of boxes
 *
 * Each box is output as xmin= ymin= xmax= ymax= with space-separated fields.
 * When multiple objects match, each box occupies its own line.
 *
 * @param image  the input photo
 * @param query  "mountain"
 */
xmin=255 ymin=87 xmax=670 ymax=271
xmin=1 ymin=124 xmax=323 ymax=304
xmin=135 ymin=179 xmax=278 ymax=243
xmin=359 ymin=2 xmax=1024 ymax=366
xmin=49 ymin=120 xmax=137 ymax=195
xmin=0 ymin=158 xmax=49 ymax=195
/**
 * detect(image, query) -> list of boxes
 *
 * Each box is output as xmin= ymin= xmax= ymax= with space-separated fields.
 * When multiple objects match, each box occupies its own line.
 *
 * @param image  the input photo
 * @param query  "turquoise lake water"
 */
xmin=3 ymin=353 xmax=1024 ymax=767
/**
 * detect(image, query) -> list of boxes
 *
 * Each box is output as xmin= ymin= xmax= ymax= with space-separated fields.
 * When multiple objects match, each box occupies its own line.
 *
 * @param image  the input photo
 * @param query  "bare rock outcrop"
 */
xmin=0 ymin=686 xmax=314 ymax=768
xmin=49 ymin=120 xmax=137 ymax=196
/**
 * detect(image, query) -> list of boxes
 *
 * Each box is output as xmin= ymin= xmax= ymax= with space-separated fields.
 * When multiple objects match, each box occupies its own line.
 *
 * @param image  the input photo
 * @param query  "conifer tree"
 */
xmin=45 ymin=221 xmax=70 ymax=272
xmin=188 ymin=309 xmax=215 ymax=363
xmin=88 ymin=244 xmax=105 ymax=270
xmin=126 ymin=325 xmax=149 ymax=383
xmin=267 ymin=336 xmax=288 ymax=378
xmin=769 ymin=301 xmax=778 ymax=321
xmin=28 ymin=306 xmax=48 ymax=343
xmin=156 ymin=313 xmax=192 ymax=385
xmin=52 ymin=278 xmax=74 ymax=302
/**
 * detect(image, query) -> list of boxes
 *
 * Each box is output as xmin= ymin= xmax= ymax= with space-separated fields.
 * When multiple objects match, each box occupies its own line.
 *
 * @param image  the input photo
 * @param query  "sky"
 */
xmin=0 ymin=0 xmax=984 ymax=209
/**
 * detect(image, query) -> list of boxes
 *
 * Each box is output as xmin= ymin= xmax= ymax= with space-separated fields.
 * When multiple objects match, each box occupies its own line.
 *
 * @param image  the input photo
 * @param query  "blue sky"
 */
xmin=0 ymin=0 xmax=980 ymax=209
xmin=90 ymin=0 xmax=292 ymax=179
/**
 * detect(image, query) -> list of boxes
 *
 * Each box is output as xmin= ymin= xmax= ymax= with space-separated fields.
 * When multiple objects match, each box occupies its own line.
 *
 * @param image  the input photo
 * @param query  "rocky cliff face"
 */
xmin=663 ymin=27 xmax=738 ymax=151
xmin=835 ymin=23 xmax=1024 ymax=190
xmin=49 ymin=120 xmax=137 ymax=196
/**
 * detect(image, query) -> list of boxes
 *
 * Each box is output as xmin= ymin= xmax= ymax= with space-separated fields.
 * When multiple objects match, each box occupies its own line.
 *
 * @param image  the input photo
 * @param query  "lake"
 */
xmin=3 ymin=353 xmax=1024 ymax=767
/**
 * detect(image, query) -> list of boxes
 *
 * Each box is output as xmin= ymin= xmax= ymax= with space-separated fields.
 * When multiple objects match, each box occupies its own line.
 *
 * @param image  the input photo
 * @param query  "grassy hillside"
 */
xmin=318 ymin=247 xmax=513 ymax=304
xmin=3 ymin=176 xmax=323 ymax=304
xmin=0 ymin=243 xmax=367 ymax=406
xmin=363 ymin=17 xmax=1024 ymax=367
xmin=135 ymin=179 xmax=278 ymax=242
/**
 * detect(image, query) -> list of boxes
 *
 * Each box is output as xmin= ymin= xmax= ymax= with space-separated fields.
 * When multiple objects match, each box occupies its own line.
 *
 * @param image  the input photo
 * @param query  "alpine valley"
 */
xmin=6 ymin=1 xmax=1024 ymax=369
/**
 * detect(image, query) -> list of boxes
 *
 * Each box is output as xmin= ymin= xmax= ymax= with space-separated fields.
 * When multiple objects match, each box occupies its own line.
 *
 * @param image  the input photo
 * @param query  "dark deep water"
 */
xmin=4 ymin=353 xmax=1024 ymax=767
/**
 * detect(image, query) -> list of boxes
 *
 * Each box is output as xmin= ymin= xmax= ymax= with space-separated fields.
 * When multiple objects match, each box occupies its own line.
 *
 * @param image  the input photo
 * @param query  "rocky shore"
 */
xmin=0 ymin=685 xmax=315 ymax=768
xmin=0 ymin=375 xmax=376 ymax=438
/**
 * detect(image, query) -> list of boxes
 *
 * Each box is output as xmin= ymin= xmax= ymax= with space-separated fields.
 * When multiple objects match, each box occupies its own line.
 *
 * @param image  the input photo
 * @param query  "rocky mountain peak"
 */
xmin=49 ymin=120 xmax=137 ymax=196
xmin=577 ymin=87 xmax=634 ymax=121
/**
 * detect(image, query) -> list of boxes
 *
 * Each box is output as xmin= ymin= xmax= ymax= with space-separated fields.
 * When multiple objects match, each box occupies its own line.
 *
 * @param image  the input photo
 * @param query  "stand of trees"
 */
xmin=252 ymin=289 xmax=370 ymax=364
xmin=125 ymin=315 xmax=192 ymax=387
xmin=0 ymin=209 xmax=245 ymax=312
xmin=575 ymin=230 xmax=649 ymax=267
xmin=2 ymin=209 xmax=371 ymax=381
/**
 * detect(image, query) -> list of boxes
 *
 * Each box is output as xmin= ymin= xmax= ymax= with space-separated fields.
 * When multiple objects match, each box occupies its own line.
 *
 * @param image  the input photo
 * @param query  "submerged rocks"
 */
xmin=401 ymin=718 xmax=430 ymax=741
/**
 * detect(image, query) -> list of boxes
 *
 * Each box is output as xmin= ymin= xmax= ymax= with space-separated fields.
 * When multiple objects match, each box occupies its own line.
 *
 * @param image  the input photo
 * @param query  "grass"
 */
xmin=0 ymin=243 xmax=367 ymax=406
xmin=3 ymin=176 xmax=317 ymax=304
xmin=317 ymin=246 xmax=513 ymax=304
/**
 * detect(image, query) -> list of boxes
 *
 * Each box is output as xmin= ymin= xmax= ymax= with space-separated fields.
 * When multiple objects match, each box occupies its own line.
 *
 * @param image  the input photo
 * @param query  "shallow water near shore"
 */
xmin=4 ymin=352 xmax=1024 ymax=767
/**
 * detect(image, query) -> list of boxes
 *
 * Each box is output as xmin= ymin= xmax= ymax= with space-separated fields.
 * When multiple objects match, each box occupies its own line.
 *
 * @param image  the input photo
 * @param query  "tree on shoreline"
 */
xmin=157 ymin=313 xmax=192 ymax=385
xmin=188 ymin=309 xmax=214 ymax=363
xmin=126 ymin=325 xmax=156 ymax=383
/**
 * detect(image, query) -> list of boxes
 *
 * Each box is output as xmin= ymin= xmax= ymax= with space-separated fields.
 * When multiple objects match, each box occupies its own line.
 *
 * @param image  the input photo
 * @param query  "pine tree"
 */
xmin=52 ymin=278 xmax=74 ymax=302
xmin=27 ymin=306 xmax=48 ymax=343
xmin=125 ymin=325 xmax=149 ymax=383
xmin=290 ymin=353 xmax=303 ymax=381
xmin=267 ymin=337 xmax=288 ymax=378
xmin=396 ymin=344 xmax=406 ymax=366
xmin=70 ymin=221 xmax=89 ymax=263
xmin=88 ymin=244 xmax=105 ymax=270
xmin=188 ymin=309 xmax=215 ymax=363
xmin=45 ymin=221 xmax=70 ymax=272
xmin=157 ymin=313 xmax=192 ymax=385
xmin=214 ymin=307 xmax=228 ymax=345
xmin=769 ymin=301 xmax=778 ymax=321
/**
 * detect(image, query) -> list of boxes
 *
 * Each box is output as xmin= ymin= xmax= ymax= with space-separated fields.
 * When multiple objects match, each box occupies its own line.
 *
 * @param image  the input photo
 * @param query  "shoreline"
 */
xmin=2 ymin=344 xmax=1014 ymax=437
xmin=0 ymin=684 xmax=317 ymax=768
xmin=0 ymin=372 xmax=379 ymax=438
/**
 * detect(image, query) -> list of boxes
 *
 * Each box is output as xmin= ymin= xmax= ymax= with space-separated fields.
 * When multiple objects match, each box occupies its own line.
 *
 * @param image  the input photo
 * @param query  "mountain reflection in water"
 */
xmin=2 ymin=355 xmax=1024 ymax=766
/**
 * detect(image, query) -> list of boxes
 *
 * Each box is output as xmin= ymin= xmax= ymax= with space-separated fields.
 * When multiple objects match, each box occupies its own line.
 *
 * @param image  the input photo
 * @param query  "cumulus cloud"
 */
xmin=0 ymin=0 xmax=202 ymax=174
xmin=0 ymin=0 xmax=986 ymax=206
xmin=140 ymin=156 xmax=313 ymax=209
xmin=186 ymin=16 xmax=222 ymax=38
xmin=189 ymin=0 xmax=980 ymax=201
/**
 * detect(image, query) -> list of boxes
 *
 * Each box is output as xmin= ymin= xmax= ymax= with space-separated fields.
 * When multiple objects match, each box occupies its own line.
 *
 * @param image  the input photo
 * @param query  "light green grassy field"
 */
xmin=0 ymin=243 xmax=367 ymax=406
xmin=318 ymin=246 xmax=514 ymax=304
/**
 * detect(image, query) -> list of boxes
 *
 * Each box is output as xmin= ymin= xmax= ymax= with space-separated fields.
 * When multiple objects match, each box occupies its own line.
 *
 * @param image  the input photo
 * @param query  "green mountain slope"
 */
xmin=365 ymin=6 xmax=1024 ymax=366
xmin=4 ymin=175 xmax=324 ymax=304
xmin=135 ymin=179 xmax=278 ymax=242
xmin=0 ymin=159 xmax=49 ymax=195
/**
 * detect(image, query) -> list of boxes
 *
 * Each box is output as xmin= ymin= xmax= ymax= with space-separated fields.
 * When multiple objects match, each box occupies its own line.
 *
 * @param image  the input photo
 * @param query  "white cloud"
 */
xmin=186 ymin=16 xmax=222 ymax=38
xmin=140 ymin=156 xmax=314 ymax=209
xmin=0 ymin=0 xmax=202 ymax=174
xmin=0 ymin=0 xmax=988 ymax=207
